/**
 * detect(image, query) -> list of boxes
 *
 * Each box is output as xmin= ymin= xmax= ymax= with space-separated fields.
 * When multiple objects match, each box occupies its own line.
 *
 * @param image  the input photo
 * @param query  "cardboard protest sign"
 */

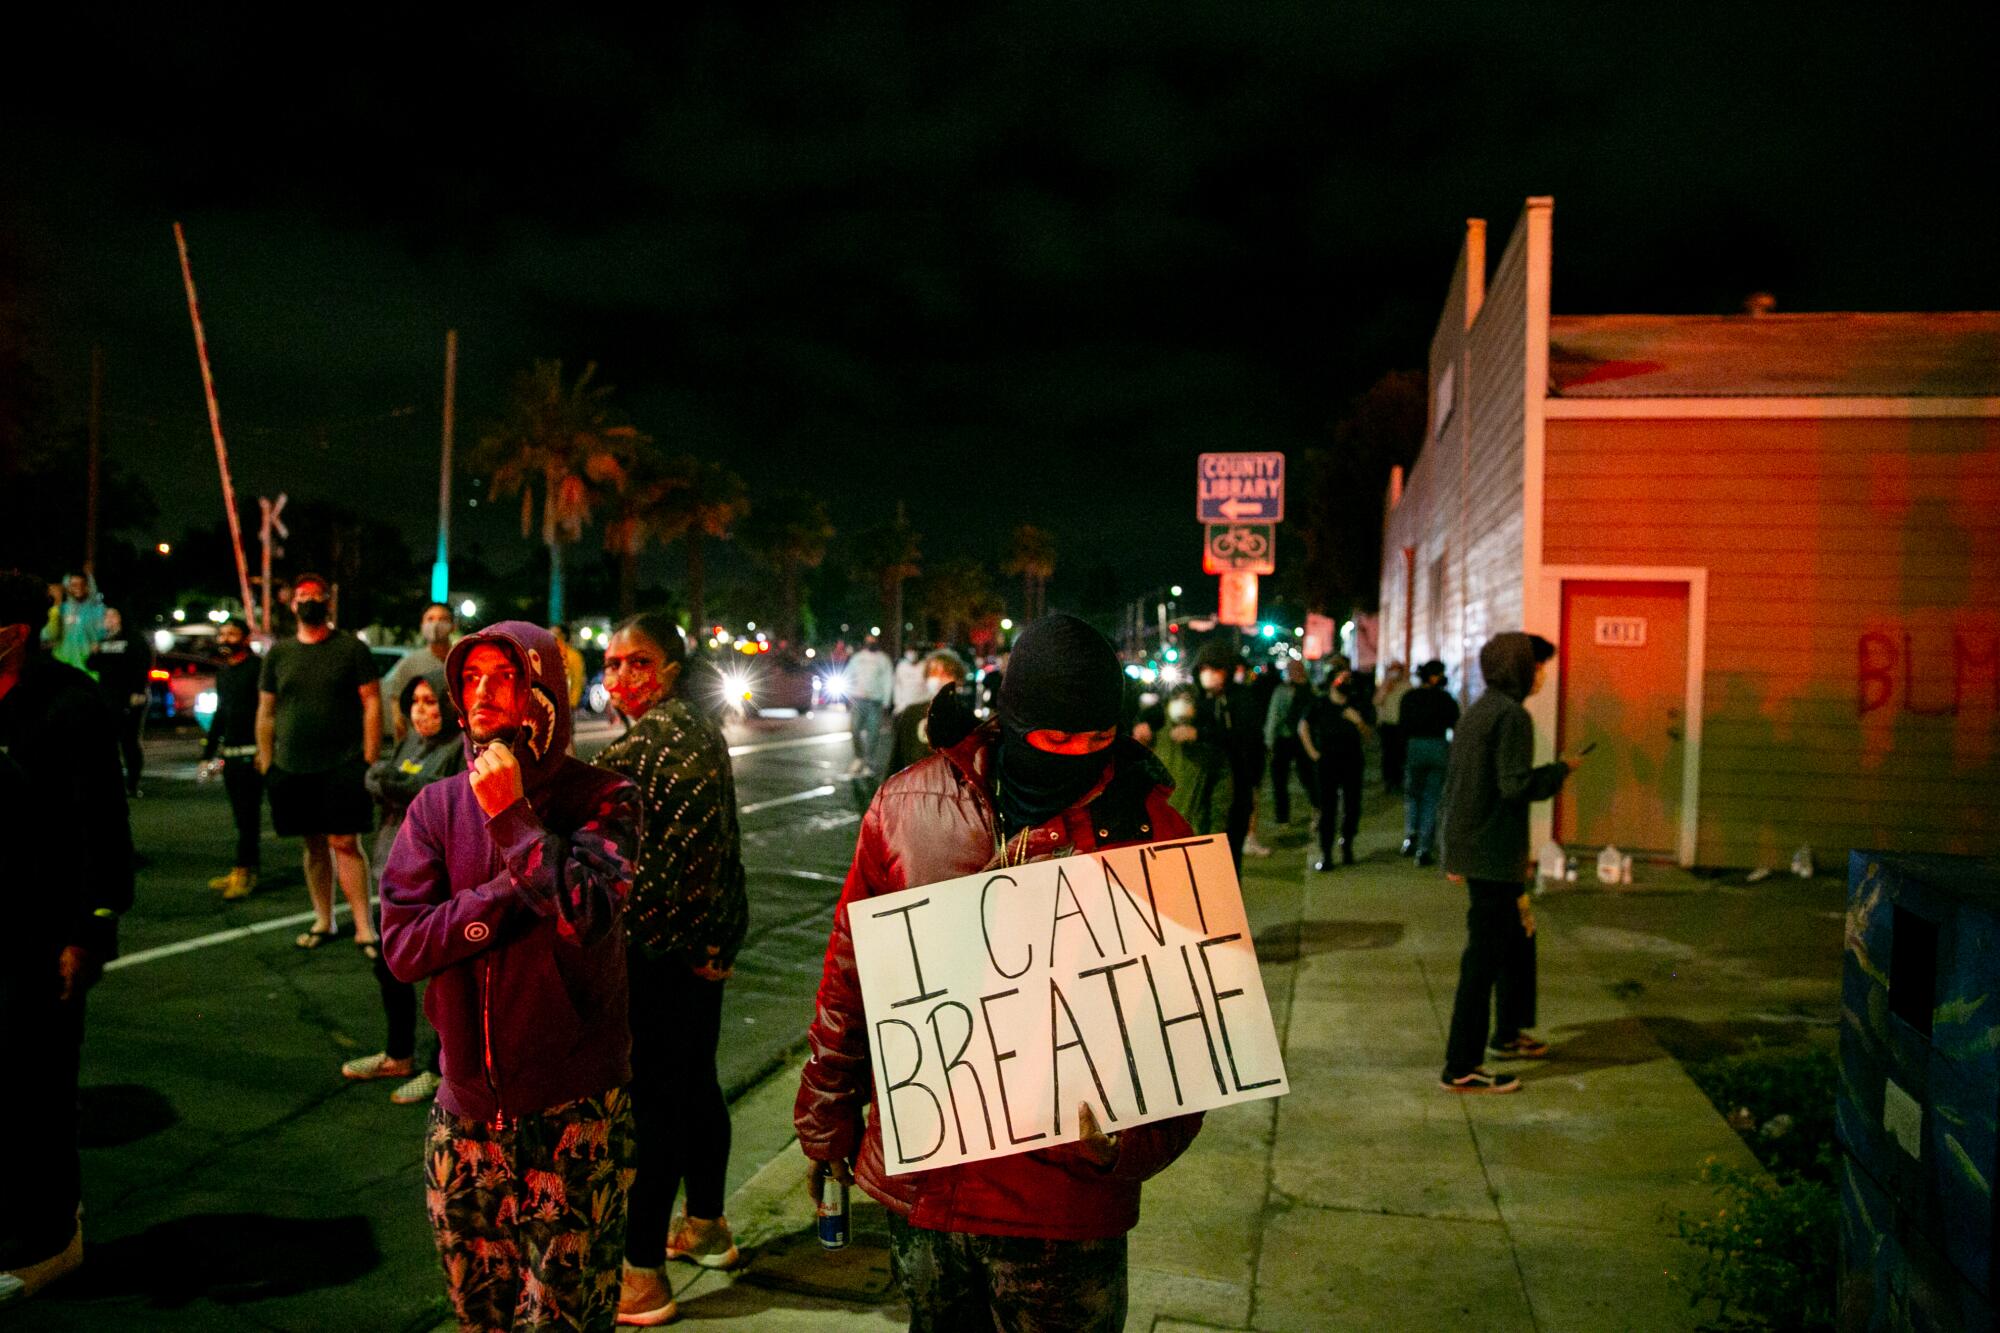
xmin=849 ymin=833 xmax=1287 ymax=1176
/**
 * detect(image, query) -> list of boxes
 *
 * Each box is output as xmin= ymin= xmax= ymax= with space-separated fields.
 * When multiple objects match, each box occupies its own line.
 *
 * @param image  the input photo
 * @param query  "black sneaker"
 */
xmin=1339 ymin=839 xmax=1355 ymax=865
xmin=1415 ymin=852 xmax=1436 ymax=867
xmin=1399 ymin=838 xmax=1415 ymax=857
xmin=1440 ymin=1068 xmax=1522 ymax=1094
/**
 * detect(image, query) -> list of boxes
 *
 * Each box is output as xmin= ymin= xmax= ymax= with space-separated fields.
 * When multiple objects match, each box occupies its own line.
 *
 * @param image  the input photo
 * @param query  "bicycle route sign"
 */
xmin=1197 ymin=452 xmax=1284 ymax=523
xmin=1203 ymin=523 xmax=1275 ymax=575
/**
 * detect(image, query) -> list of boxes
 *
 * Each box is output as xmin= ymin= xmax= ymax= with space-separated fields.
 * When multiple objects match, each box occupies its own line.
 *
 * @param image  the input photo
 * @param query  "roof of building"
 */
xmin=1547 ymin=312 xmax=2000 ymax=398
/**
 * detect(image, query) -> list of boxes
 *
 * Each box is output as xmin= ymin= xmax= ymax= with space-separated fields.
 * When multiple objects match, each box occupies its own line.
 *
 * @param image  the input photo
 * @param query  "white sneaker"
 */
xmin=1243 ymin=837 xmax=1273 ymax=858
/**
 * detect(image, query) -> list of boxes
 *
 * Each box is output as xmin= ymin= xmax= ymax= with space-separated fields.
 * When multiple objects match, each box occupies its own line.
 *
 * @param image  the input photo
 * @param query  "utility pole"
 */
xmin=431 ymin=329 xmax=457 ymax=604
xmin=173 ymin=223 xmax=257 ymax=618
xmin=259 ymin=494 xmax=288 ymax=638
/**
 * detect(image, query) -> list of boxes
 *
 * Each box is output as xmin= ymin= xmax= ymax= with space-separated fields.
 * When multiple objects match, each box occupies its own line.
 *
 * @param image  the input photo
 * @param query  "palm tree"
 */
xmin=741 ymin=488 xmax=833 ymax=644
xmin=655 ymin=455 xmax=749 ymax=634
xmin=1003 ymin=523 xmax=1057 ymax=622
xmin=474 ymin=359 xmax=643 ymax=623
xmin=600 ymin=440 xmax=687 ymax=617
xmin=850 ymin=506 xmax=922 ymax=657
xmin=919 ymin=558 xmax=1001 ymax=647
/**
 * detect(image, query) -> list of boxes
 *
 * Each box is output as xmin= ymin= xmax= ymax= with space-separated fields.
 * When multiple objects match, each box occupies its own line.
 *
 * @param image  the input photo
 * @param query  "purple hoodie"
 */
xmin=381 ymin=621 xmax=639 ymax=1123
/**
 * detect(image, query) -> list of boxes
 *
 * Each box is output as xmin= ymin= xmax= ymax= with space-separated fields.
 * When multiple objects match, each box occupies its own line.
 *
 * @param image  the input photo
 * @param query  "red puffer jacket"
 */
xmin=793 ymin=722 xmax=1203 ymax=1240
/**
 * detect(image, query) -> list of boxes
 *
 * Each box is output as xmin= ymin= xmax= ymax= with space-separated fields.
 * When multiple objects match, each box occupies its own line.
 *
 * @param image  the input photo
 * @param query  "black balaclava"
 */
xmin=994 ymin=614 xmax=1124 ymax=833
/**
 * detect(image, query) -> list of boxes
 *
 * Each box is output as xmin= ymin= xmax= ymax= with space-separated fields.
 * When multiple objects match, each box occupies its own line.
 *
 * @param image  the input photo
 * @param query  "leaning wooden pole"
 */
xmin=173 ymin=222 xmax=257 ymax=618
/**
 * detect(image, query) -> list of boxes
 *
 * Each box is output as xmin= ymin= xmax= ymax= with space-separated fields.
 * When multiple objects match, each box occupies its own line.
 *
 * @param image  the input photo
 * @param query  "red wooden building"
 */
xmin=1379 ymin=198 xmax=2000 ymax=866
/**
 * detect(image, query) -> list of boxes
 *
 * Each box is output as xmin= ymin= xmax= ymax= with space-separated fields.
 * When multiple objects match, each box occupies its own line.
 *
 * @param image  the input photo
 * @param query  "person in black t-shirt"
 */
xmin=200 ymin=617 xmax=265 ymax=898
xmin=1397 ymin=659 xmax=1461 ymax=866
xmin=86 ymin=608 xmax=152 ymax=798
xmin=256 ymin=574 xmax=382 ymax=954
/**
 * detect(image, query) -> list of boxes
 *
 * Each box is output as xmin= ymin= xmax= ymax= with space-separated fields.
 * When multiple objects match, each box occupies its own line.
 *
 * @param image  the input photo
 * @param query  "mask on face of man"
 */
xmin=421 ymin=618 xmax=452 ymax=644
xmin=296 ymin=599 xmax=330 ymax=627
xmin=1167 ymin=697 xmax=1195 ymax=724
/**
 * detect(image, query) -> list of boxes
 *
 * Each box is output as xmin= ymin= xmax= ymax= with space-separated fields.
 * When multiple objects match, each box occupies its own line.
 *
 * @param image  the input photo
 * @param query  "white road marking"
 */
xmin=765 ymin=868 xmax=845 ymax=883
xmin=728 ymin=732 xmax=852 ymax=758
xmin=106 ymin=900 xmax=370 ymax=972
xmin=739 ymin=785 xmax=839 ymax=815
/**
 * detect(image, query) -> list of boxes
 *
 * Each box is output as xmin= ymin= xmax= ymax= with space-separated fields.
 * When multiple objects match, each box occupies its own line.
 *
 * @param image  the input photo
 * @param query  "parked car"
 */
xmin=149 ymin=651 xmax=218 ymax=729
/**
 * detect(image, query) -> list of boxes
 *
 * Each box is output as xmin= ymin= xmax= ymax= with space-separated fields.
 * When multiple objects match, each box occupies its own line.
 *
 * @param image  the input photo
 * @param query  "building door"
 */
xmin=1556 ymin=580 xmax=1690 ymax=854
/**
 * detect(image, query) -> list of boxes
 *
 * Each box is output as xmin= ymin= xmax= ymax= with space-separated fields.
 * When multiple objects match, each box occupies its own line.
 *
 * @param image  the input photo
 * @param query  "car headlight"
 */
xmin=720 ymin=668 xmax=754 ymax=711
xmin=820 ymin=670 xmax=849 ymax=701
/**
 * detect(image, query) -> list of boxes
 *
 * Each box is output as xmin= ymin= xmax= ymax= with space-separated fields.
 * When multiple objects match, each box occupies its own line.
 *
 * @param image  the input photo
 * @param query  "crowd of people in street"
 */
xmin=1 ymin=550 xmax=1586 ymax=1326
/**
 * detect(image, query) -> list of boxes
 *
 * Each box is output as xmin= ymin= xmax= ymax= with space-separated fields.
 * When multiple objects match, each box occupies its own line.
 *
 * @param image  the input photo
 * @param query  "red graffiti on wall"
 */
xmin=1858 ymin=631 xmax=2000 ymax=717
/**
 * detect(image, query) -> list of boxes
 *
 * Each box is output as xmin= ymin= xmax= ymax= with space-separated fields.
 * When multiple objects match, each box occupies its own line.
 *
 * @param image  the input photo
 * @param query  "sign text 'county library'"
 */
xmin=1197 ymin=452 xmax=1286 ymax=524
xmin=851 ymin=835 xmax=1288 ymax=1175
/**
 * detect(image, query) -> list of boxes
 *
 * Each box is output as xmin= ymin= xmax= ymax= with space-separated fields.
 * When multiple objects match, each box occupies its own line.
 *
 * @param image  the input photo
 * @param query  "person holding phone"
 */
xmin=1436 ymin=633 xmax=1585 ymax=1094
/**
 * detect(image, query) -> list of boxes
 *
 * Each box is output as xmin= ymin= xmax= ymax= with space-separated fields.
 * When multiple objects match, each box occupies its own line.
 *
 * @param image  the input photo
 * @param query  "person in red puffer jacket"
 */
xmin=794 ymin=614 xmax=1203 ymax=1332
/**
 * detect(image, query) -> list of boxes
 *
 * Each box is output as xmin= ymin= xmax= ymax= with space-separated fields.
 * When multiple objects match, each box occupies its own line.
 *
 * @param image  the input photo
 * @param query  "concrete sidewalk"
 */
xmin=641 ymin=806 xmax=1760 ymax=1332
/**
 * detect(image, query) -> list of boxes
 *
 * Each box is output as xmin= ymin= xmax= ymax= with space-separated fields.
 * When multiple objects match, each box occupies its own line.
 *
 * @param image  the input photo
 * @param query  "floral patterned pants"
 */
xmin=424 ymin=1087 xmax=636 ymax=1332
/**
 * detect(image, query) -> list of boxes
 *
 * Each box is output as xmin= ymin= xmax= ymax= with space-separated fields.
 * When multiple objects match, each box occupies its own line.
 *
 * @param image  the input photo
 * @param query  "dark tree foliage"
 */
xmin=1299 ymin=370 xmax=1426 ymax=619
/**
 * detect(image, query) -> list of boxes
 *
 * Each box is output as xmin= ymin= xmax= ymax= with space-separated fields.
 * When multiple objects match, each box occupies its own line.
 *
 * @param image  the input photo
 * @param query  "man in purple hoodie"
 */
xmin=381 ymin=622 xmax=640 ymax=1332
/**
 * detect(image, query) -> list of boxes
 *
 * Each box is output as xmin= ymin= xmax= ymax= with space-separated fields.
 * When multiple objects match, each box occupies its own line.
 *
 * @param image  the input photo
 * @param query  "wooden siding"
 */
xmin=1543 ymin=414 xmax=2000 ymax=864
xmin=1380 ymin=213 xmax=1534 ymax=700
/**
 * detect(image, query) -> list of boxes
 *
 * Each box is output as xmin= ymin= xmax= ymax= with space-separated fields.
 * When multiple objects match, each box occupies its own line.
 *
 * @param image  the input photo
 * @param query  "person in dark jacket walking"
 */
xmin=380 ymin=622 xmax=640 ymax=1331
xmin=86 ymin=607 xmax=152 ymax=797
xmin=0 ymin=573 xmax=132 ymax=1304
xmin=882 ymin=648 xmax=969 ymax=779
xmin=1193 ymin=639 xmax=1266 ymax=865
xmin=1437 ymin=633 xmax=1581 ymax=1094
xmin=201 ymin=617 xmax=265 ymax=899
xmin=1398 ymin=660 xmax=1460 ymax=866
xmin=594 ymin=612 xmax=751 ymax=1327
xmin=1299 ymin=662 xmax=1374 ymax=869
xmin=795 ymin=614 xmax=1203 ymax=1333
xmin=341 ymin=676 xmax=463 ymax=1105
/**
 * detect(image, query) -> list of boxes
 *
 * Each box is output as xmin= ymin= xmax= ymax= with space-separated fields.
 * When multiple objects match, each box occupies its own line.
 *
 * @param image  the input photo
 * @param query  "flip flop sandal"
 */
xmin=295 ymin=926 xmax=338 ymax=950
xmin=356 ymin=939 xmax=381 ymax=962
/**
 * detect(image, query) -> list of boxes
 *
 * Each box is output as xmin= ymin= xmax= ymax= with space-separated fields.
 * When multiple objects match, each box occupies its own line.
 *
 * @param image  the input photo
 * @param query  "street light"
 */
xmin=1001 ymin=618 xmax=1014 ymax=631
xmin=156 ymin=542 xmax=172 ymax=555
xmin=458 ymin=598 xmax=477 ymax=618
xmin=1170 ymin=585 xmax=1182 ymax=597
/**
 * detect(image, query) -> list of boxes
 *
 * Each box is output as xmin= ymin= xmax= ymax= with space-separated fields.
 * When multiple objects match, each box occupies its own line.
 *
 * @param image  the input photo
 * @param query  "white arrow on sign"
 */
xmin=1217 ymin=497 xmax=1265 ymax=520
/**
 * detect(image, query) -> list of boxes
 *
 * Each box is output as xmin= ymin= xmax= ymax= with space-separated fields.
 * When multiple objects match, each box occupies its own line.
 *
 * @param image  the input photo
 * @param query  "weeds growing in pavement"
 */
xmin=1671 ymin=1043 xmax=1838 ymax=1330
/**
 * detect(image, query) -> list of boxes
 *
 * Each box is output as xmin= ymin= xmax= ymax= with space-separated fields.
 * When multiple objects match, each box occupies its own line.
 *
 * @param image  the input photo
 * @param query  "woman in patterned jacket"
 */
xmin=594 ymin=611 xmax=749 ymax=1327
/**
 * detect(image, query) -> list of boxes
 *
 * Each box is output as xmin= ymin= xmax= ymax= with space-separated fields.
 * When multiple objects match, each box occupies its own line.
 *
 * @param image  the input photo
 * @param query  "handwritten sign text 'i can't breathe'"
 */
xmin=850 ymin=834 xmax=1288 ymax=1175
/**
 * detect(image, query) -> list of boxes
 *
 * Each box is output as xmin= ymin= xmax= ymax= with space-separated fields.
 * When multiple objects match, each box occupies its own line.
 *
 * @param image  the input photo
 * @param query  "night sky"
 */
xmin=6 ymin=5 xmax=1998 ymax=612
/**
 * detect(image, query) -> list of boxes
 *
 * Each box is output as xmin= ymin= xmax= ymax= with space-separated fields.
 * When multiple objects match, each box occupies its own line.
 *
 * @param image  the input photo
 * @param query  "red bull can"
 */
xmin=816 ymin=1175 xmax=849 ymax=1250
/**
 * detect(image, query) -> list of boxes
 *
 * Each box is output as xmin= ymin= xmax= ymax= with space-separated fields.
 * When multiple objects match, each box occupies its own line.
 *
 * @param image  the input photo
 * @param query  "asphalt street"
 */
xmin=13 ymin=708 xmax=868 ymax=1333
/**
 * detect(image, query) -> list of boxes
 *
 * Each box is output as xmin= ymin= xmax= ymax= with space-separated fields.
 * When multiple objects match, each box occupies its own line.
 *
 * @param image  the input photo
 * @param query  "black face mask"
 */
xmin=995 ymin=723 xmax=1107 ymax=833
xmin=295 ymin=599 xmax=329 ymax=627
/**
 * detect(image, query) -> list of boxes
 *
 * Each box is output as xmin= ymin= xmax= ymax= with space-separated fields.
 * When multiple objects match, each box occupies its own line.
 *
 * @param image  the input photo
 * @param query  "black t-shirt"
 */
xmin=1399 ymin=685 xmax=1461 ymax=740
xmin=259 ymin=630 xmax=377 ymax=773
xmin=1305 ymin=693 xmax=1368 ymax=769
xmin=87 ymin=632 xmax=153 ymax=702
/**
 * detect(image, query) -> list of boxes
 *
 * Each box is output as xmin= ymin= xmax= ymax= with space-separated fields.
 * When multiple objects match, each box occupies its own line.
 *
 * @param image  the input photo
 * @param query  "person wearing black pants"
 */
xmin=1193 ymin=641 xmax=1265 ymax=866
xmin=202 ymin=618 xmax=265 ymax=897
xmin=597 ymin=612 xmax=751 ymax=1327
xmin=1300 ymin=664 xmax=1373 ymax=870
xmin=1262 ymin=661 xmax=1318 ymax=827
xmin=1438 ymin=633 xmax=1580 ymax=1094
xmin=87 ymin=608 xmax=151 ymax=798
xmin=342 ymin=676 xmax=462 ymax=1104
xmin=1442 ymin=879 xmax=1540 ymax=1076
xmin=0 ymin=573 xmax=134 ymax=1303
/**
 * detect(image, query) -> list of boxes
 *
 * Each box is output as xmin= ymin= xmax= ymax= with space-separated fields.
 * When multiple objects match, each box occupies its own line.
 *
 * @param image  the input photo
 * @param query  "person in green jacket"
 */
xmin=1150 ymin=684 xmax=1235 ymax=836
